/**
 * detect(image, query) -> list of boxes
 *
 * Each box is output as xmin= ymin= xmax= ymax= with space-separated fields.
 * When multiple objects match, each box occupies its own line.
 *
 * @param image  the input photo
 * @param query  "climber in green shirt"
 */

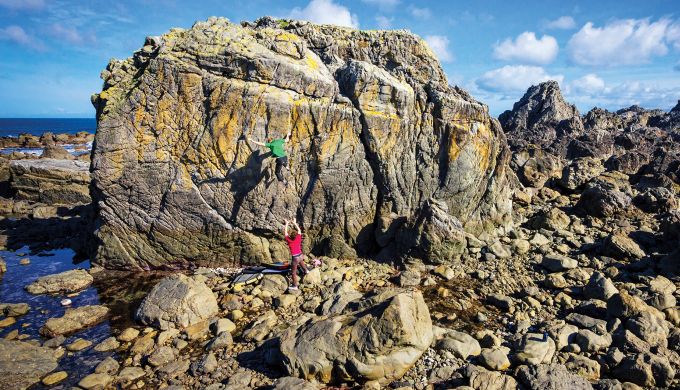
xmin=247 ymin=128 xmax=292 ymax=184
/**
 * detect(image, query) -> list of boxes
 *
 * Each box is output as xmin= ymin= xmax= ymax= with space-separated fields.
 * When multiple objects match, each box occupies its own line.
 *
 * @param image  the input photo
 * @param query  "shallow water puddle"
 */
xmin=0 ymin=247 xmax=163 ymax=388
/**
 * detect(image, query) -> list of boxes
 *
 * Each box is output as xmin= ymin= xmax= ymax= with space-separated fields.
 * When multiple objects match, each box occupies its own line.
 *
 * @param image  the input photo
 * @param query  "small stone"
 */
xmin=515 ymin=333 xmax=556 ymax=365
xmin=480 ymin=346 xmax=511 ymax=370
xmin=94 ymin=336 xmax=120 ymax=352
xmin=213 ymin=318 xmax=236 ymax=335
xmin=542 ymin=255 xmax=578 ymax=272
xmin=95 ymin=356 xmax=120 ymax=374
xmin=229 ymin=309 xmax=244 ymax=321
xmin=2 ymin=303 xmax=30 ymax=316
xmin=433 ymin=265 xmax=455 ymax=280
xmin=0 ymin=317 xmax=16 ymax=328
xmin=147 ymin=346 xmax=175 ymax=367
xmin=206 ymin=331 xmax=233 ymax=351
xmin=41 ymin=371 xmax=68 ymax=385
xmin=78 ymin=373 xmax=113 ymax=390
xmin=435 ymin=330 xmax=481 ymax=359
xmin=19 ymin=258 xmax=30 ymax=265
xmin=117 ymin=367 xmax=145 ymax=383
xmin=275 ymin=294 xmax=296 ymax=308
xmin=117 ymin=327 xmax=140 ymax=342
xmin=66 ymin=338 xmax=92 ymax=352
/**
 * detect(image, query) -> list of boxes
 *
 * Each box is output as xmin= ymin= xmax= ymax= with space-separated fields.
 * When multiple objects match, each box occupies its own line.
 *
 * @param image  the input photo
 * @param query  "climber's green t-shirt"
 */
xmin=265 ymin=139 xmax=287 ymax=158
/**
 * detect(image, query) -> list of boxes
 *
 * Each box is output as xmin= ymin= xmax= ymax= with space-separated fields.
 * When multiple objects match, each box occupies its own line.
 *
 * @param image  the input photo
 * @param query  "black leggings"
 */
xmin=275 ymin=156 xmax=288 ymax=182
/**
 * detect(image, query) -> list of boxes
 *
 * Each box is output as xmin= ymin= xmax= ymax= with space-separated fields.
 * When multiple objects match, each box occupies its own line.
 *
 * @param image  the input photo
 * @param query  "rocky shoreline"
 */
xmin=0 ymin=17 xmax=679 ymax=390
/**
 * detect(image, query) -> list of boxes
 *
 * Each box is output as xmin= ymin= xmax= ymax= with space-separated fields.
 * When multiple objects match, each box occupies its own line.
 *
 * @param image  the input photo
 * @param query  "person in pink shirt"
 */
xmin=284 ymin=218 xmax=309 ymax=290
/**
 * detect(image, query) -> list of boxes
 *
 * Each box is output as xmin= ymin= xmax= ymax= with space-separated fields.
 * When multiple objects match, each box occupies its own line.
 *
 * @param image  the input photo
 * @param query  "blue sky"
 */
xmin=1 ymin=0 xmax=679 ymax=117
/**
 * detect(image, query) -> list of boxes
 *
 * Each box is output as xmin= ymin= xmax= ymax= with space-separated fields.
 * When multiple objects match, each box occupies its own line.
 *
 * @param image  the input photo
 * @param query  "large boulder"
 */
xmin=135 ymin=274 xmax=218 ymax=330
xmin=0 ymin=339 xmax=60 ymax=390
xmin=90 ymin=17 xmax=512 ymax=269
xmin=277 ymin=289 xmax=432 ymax=385
xmin=9 ymin=159 xmax=90 ymax=205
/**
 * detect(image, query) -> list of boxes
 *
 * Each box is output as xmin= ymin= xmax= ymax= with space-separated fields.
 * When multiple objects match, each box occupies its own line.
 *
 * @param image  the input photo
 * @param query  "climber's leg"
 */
xmin=275 ymin=156 xmax=289 ymax=182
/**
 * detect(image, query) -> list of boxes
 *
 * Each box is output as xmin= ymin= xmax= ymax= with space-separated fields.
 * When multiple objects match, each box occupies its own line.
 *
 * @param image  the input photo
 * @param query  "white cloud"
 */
xmin=493 ymin=32 xmax=559 ymax=65
xmin=545 ymin=16 xmax=576 ymax=30
xmin=567 ymin=79 xmax=680 ymax=111
xmin=49 ymin=23 xmax=95 ymax=46
xmin=361 ymin=0 xmax=399 ymax=8
xmin=0 ymin=0 xmax=44 ymax=10
xmin=288 ymin=0 xmax=359 ymax=28
xmin=476 ymin=65 xmax=563 ymax=93
xmin=425 ymin=35 xmax=453 ymax=62
xmin=572 ymin=73 xmax=605 ymax=94
xmin=667 ymin=22 xmax=680 ymax=49
xmin=375 ymin=15 xmax=393 ymax=29
xmin=567 ymin=18 xmax=672 ymax=66
xmin=0 ymin=25 xmax=45 ymax=50
xmin=409 ymin=6 xmax=431 ymax=20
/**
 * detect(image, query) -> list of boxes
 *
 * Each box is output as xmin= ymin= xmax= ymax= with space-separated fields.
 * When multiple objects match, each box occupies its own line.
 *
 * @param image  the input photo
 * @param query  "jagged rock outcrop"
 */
xmin=499 ymin=81 xmax=583 ymax=156
xmin=91 ymin=17 xmax=512 ymax=269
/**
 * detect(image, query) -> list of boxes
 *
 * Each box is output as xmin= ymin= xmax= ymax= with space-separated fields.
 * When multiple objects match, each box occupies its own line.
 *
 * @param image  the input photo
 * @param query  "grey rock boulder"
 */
xmin=135 ymin=274 xmax=218 ymax=330
xmin=278 ymin=289 xmax=432 ymax=384
xmin=516 ymin=363 xmax=593 ymax=390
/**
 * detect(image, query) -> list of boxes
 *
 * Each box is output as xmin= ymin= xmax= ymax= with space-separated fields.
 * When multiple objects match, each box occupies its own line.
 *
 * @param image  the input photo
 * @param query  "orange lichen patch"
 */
xmin=472 ymin=121 xmax=493 ymax=172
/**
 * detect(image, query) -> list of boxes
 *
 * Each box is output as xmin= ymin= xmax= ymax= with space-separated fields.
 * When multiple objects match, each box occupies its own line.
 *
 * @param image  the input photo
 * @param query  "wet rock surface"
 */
xmin=0 ymin=339 xmax=59 ymax=390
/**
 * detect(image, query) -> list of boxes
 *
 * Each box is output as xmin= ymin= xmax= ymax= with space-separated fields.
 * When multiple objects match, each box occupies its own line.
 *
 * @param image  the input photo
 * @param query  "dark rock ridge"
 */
xmin=91 ymin=16 xmax=512 ymax=270
xmin=503 ymin=81 xmax=680 ymax=192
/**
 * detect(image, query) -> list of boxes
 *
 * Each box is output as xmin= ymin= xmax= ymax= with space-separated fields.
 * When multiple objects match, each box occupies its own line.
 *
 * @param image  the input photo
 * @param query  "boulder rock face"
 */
xmin=0 ymin=339 xmax=60 ymax=390
xmin=9 ymin=159 xmax=90 ymax=205
xmin=135 ymin=274 xmax=218 ymax=330
xmin=277 ymin=289 xmax=432 ymax=384
xmin=91 ymin=17 xmax=512 ymax=269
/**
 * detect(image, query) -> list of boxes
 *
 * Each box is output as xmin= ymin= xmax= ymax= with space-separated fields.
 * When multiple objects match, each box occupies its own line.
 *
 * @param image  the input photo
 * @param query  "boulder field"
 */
xmin=90 ymin=16 xmax=512 ymax=270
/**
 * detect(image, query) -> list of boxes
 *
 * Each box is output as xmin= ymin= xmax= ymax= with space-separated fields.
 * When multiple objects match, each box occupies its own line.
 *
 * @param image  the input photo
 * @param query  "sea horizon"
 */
xmin=0 ymin=118 xmax=96 ymax=137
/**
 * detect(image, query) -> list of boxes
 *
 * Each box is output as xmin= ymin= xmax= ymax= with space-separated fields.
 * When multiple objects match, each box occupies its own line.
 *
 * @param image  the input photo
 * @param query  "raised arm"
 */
xmin=248 ymin=137 xmax=266 ymax=147
xmin=293 ymin=220 xmax=302 ymax=235
xmin=284 ymin=128 xmax=292 ymax=143
xmin=284 ymin=219 xmax=290 ymax=237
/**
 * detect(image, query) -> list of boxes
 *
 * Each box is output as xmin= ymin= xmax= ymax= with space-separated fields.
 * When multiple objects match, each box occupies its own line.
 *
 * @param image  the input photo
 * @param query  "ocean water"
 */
xmin=0 ymin=118 xmax=96 ymax=137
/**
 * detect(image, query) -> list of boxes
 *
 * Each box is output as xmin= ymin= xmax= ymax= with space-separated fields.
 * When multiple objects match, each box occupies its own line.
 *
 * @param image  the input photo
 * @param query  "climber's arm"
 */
xmin=284 ymin=128 xmax=292 ymax=143
xmin=284 ymin=219 xmax=290 ymax=237
xmin=292 ymin=220 xmax=302 ymax=235
xmin=248 ymin=137 xmax=266 ymax=147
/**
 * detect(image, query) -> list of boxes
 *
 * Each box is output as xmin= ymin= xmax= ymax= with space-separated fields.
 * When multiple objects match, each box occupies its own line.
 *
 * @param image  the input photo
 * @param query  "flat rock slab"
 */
xmin=40 ymin=305 xmax=110 ymax=337
xmin=25 ymin=269 xmax=93 ymax=294
xmin=0 ymin=339 xmax=59 ymax=390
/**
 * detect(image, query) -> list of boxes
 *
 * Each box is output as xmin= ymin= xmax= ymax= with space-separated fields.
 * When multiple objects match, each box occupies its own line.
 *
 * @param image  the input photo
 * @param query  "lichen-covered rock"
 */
xmin=9 ymin=159 xmax=90 ymax=205
xmin=91 ymin=16 xmax=512 ymax=269
xmin=135 ymin=274 xmax=218 ymax=330
xmin=277 ymin=289 xmax=432 ymax=384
